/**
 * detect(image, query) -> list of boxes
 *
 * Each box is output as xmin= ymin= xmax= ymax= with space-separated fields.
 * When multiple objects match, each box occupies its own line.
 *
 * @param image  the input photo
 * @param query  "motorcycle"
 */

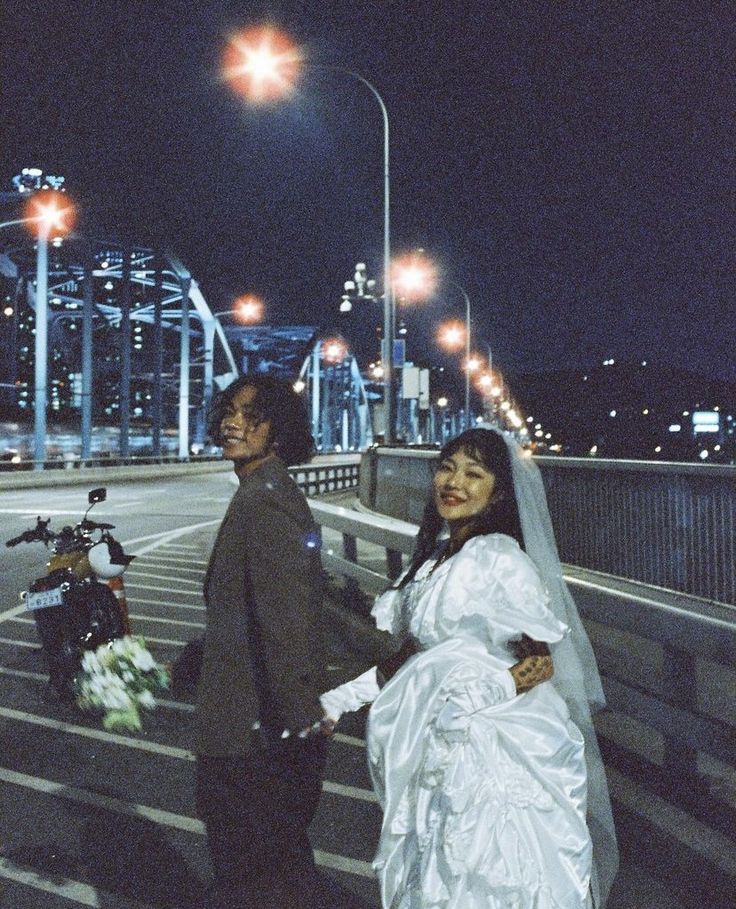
xmin=6 ymin=487 xmax=134 ymax=697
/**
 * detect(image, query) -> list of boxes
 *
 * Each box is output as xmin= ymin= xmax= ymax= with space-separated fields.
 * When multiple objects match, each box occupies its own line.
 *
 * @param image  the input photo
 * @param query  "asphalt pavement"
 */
xmin=0 ymin=474 xmax=734 ymax=908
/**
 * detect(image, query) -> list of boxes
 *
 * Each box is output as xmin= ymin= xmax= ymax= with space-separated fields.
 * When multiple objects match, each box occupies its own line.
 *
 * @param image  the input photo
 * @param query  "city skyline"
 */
xmin=2 ymin=1 xmax=734 ymax=382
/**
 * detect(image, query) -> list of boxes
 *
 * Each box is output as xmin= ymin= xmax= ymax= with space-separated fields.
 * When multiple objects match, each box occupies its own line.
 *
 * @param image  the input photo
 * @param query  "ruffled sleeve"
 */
xmin=371 ymin=586 xmax=405 ymax=634
xmin=439 ymin=534 xmax=568 ymax=646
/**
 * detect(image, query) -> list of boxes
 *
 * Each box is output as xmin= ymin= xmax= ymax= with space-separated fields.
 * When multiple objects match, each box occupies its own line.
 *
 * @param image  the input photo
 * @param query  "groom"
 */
xmin=194 ymin=374 xmax=329 ymax=908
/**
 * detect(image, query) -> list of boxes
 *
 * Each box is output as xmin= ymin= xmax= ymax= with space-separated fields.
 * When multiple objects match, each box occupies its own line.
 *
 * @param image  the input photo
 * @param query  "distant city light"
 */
xmin=609 ymin=410 xmax=617 ymax=417
xmin=669 ymin=424 xmax=682 ymax=432
xmin=293 ymin=379 xmax=306 ymax=393
xmin=699 ymin=449 xmax=709 ymax=460
xmin=655 ymin=446 xmax=662 ymax=453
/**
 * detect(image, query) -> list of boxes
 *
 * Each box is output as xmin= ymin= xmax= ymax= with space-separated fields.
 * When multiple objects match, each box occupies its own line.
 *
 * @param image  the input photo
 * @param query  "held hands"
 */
xmin=295 ymin=716 xmax=336 ymax=739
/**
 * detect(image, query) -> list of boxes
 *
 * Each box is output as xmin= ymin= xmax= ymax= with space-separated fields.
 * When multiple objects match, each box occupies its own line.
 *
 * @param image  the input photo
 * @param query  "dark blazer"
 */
xmin=194 ymin=456 xmax=325 ymax=756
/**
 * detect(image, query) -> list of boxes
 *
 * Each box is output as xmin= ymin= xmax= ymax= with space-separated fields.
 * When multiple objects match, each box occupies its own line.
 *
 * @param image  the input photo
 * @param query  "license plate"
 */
xmin=25 ymin=587 xmax=64 ymax=611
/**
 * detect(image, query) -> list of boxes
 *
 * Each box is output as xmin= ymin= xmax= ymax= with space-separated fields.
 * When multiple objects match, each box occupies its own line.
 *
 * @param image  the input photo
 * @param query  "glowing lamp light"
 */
xmin=437 ymin=396 xmax=448 ymax=408
xmin=437 ymin=320 xmax=465 ymax=351
xmin=233 ymin=294 xmax=264 ymax=323
xmin=321 ymin=337 xmax=348 ymax=363
xmin=293 ymin=379 xmax=306 ymax=393
xmin=222 ymin=26 xmax=303 ymax=103
xmin=392 ymin=252 xmax=437 ymax=301
xmin=23 ymin=190 xmax=75 ymax=237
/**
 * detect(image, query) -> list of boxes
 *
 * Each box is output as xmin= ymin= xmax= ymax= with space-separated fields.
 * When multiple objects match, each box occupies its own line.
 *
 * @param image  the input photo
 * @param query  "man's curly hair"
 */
xmin=208 ymin=374 xmax=314 ymax=466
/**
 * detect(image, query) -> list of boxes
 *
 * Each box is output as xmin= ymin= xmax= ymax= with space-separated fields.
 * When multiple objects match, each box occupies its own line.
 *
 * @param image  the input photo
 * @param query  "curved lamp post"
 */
xmin=222 ymin=27 xmax=395 ymax=441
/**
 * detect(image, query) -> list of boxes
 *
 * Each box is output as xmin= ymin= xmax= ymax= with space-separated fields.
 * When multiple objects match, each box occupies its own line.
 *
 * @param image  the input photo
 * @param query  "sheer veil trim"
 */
xmin=480 ymin=426 xmax=619 ymax=907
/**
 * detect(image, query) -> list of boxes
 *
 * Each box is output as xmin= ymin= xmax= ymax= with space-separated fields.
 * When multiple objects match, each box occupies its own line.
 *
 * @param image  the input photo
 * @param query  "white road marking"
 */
xmin=127 ymin=613 xmax=205 ymax=629
xmin=606 ymin=765 xmax=736 ymax=876
xmin=125 ymin=570 xmax=202 ymax=586
xmin=0 ymin=855 xmax=155 ymax=908
xmin=126 ymin=597 xmax=204 ymax=612
xmin=124 ymin=582 xmax=202 ymax=597
xmin=0 ymin=766 xmax=376 ymax=880
xmin=140 ymin=634 xmax=188 ymax=648
xmin=0 ymin=665 xmax=195 ymax=714
xmin=133 ymin=557 xmax=208 ymax=569
xmin=0 ymin=508 xmax=83 ymax=516
xmin=0 ymin=636 xmax=37 ymax=649
xmin=0 ymin=706 xmax=378 ymax=801
xmin=0 ymin=604 xmax=26 ymax=623
xmin=121 ymin=519 xmax=220 ymax=553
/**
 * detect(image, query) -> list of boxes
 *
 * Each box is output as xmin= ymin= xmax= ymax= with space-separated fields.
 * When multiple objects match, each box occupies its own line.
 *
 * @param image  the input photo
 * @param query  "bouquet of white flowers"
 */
xmin=75 ymin=635 xmax=169 ymax=732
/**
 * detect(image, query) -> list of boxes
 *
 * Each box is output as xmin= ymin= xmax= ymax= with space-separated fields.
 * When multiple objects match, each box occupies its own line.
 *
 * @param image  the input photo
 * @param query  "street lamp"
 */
xmin=222 ymin=26 xmax=396 ymax=441
xmin=2 ymin=190 xmax=75 ymax=469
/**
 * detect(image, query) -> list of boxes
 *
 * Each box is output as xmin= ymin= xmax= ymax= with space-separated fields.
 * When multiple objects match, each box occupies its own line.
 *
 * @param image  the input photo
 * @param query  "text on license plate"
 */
xmin=25 ymin=587 xmax=64 ymax=611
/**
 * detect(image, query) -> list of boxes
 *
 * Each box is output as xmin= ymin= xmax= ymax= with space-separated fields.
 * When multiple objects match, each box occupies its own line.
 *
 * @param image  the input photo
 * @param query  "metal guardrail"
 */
xmin=291 ymin=462 xmax=360 ymax=496
xmin=308 ymin=497 xmax=736 ymax=788
xmin=359 ymin=447 xmax=736 ymax=607
xmin=0 ymin=455 xmax=361 ymax=493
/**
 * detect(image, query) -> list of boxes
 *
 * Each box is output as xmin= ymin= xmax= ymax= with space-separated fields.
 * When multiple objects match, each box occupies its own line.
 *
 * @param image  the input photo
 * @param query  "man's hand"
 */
xmin=297 ymin=716 xmax=336 ymax=739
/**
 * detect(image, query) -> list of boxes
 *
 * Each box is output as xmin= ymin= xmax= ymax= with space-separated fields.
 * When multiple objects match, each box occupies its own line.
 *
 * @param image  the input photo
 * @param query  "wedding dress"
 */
xmin=320 ymin=431 xmax=617 ymax=908
xmin=367 ymin=534 xmax=593 ymax=909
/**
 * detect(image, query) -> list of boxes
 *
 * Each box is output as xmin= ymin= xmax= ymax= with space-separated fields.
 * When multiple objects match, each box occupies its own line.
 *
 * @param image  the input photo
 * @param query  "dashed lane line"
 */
xmin=123 ymin=582 xmax=202 ymax=597
xmin=0 ymin=604 xmax=26 ymax=623
xmin=9 ymin=614 xmax=205 ymax=631
xmin=124 ymin=571 xmax=202 ymax=586
xmin=1 ymin=620 xmax=187 ymax=650
xmin=0 ymin=636 xmax=37 ymax=649
xmin=122 ymin=520 xmax=220 ymax=555
xmin=4 ymin=689 xmax=736 ymax=872
xmin=128 ymin=613 xmax=205 ymax=629
xmin=606 ymin=765 xmax=736 ymax=878
xmin=123 ymin=597 xmax=204 ymax=612
xmin=0 ymin=705 xmax=378 ymax=802
xmin=130 ymin=558 xmax=207 ymax=570
xmin=0 ymin=666 xmax=366 ymax=741
xmin=0 ymin=705 xmax=193 ymax=760
xmin=0 ymin=765 xmax=376 ymax=881
xmin=0 ymin=855 xmax=155 ymax=908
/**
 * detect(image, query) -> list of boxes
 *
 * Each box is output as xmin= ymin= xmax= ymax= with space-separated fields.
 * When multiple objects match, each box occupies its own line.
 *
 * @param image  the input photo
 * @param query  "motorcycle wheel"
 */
xmin=84 ymin=582 xmax=125 ymax=648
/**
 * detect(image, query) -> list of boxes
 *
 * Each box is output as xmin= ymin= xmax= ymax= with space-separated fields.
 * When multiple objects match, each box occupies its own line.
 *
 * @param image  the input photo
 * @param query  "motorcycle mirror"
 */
xmin=88 ymin=488 xmax=107 ymax=505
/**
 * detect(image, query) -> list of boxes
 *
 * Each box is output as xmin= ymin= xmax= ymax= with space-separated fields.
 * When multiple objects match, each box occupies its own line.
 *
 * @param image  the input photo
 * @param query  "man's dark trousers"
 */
xmin=196 ymin=729 xmax=328 ymax=909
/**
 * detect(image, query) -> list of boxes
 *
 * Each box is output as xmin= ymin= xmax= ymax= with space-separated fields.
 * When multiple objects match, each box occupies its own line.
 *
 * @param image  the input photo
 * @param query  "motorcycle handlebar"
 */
xmin=5 ymin=518 xmax=53 ymax=547
xmin=80 ymin=519 xmax=116 ymax=532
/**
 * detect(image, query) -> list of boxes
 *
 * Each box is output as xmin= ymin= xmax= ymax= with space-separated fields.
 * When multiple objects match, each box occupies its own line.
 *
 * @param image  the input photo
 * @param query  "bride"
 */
xmin=321 ymin=428 xmax=618 ymax=908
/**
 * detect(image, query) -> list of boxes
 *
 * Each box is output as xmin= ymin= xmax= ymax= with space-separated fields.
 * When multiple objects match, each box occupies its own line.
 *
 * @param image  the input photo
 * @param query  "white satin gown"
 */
xmin=367 ymin=533 xmax=593 ymax=909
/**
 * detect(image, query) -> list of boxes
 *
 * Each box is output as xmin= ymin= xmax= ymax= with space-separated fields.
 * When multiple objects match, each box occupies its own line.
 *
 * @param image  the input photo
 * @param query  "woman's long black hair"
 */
xmin=398 ymin=429 xmax=524 ymax=589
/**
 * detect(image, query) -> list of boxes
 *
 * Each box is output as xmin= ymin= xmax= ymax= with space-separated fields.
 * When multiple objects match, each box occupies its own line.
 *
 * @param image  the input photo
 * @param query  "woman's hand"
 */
xmin=509 ymin=635 xmax=553 ymax=693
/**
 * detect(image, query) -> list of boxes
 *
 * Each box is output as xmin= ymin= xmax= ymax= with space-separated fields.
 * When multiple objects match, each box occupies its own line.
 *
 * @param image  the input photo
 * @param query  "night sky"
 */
xmin=2 ymin=0 xmax=734 ymax=381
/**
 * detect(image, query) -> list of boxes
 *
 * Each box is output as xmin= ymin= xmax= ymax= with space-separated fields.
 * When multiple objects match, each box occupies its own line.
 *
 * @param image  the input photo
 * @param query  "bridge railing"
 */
xmin=359 ymin=447 xmax=736 ymax=607
xmin=309 ymin=496 xmax=736 ymax=800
